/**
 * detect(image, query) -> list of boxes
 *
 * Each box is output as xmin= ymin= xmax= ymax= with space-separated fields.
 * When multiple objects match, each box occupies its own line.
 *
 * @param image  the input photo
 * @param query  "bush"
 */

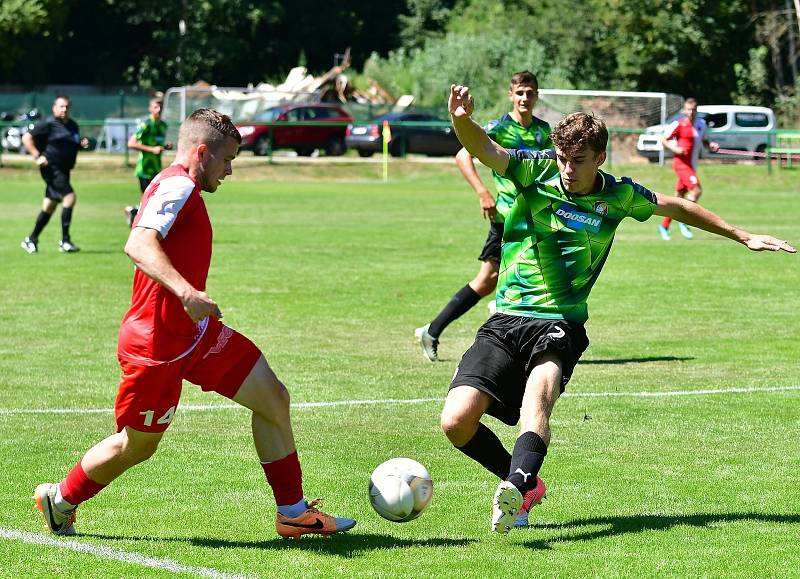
xmin=363 ymin=31 xmax=571 ymax=122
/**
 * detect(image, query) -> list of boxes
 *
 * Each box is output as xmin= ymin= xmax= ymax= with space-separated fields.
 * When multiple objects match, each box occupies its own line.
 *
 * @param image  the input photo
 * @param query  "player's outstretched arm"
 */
xmin=124 ymin=227 xmax=224 ymax=321
xmin=654 ymin=195 xmax=796 ymax=253
xmin=449 ymin=84 xmax=509 ymax=175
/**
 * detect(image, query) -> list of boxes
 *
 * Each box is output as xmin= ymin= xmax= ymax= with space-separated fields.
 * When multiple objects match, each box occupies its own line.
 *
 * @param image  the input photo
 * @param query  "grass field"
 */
xmin=1 ymin=157 xmax=798 ymax=577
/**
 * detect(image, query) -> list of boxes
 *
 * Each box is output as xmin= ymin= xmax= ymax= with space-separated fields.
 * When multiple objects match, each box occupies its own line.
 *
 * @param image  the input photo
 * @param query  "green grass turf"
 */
xmin=0 ymin=157 xmax=799 ymax=577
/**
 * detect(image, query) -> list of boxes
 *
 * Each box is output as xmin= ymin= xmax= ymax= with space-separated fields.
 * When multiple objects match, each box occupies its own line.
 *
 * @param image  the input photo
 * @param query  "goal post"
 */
xmin=535 ymin=89 xmax=684 ymax=165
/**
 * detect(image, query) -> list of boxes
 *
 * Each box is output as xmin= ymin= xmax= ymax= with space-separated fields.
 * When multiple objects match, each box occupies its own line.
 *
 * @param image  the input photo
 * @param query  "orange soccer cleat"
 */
xmin=275 ymin=498 xmax=356 ymax=539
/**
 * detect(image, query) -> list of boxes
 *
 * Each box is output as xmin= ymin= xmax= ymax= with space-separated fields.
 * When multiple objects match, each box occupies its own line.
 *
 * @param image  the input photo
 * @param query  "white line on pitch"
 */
xmin=0 ymin=527 xmax=250 ymax=579
xmin=0 ymin=386 xmax=798 ymax=416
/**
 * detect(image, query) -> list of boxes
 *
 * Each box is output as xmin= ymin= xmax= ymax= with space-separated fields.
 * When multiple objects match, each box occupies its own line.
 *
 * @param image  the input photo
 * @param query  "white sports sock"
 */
xmin=277 ymin=498 xmax=307 ymax=518
xmin=54 ymin=484 xmax=76 ymax=513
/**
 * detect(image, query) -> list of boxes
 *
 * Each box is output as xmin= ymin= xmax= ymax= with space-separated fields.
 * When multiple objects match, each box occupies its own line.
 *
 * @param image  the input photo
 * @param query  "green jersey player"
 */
xmin=125 ymin=97 xmax=172 ymax=227
xmin=416 ymin=71 xmax=552 ymax=362
xmin=440 ymin=83 xmax=796 ymax=535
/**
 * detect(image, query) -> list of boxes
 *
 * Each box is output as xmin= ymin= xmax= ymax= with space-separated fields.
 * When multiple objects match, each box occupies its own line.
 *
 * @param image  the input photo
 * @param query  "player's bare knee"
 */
xmin=440 ymin=408 xmax=474 ymax=446
xmin=118 ymin=431 xmax=161 ymax=464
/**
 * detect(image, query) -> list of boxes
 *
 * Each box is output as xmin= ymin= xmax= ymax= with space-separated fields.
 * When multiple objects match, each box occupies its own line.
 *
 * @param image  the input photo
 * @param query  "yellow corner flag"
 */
xmin=382 ymin=120 xmax=392 ymax=182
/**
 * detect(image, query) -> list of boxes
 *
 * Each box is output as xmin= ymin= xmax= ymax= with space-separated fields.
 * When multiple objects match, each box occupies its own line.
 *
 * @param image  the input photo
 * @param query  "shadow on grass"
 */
xmin=520 ymin=512 xmax=800 ymax=550
xmin=77 ymin=531 xmax=474 ymax=556
xmin=580 ymin=356 xmax=694 ymax=365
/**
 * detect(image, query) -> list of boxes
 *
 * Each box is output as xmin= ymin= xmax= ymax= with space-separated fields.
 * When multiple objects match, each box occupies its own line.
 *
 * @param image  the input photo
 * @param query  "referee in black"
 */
xmin=21 ymin=95 xmax=90 ymax=253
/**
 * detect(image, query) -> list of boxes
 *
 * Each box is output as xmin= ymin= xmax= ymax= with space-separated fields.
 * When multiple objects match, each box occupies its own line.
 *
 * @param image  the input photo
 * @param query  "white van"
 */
xmin=636 ymin=105 xmax=775 ymax=161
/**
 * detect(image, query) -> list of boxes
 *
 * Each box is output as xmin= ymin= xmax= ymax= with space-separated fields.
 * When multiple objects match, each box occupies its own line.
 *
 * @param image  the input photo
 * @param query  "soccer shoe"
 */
xmin=414 ymin=324 xmax=439 ymax=362
xmin=124 ymin=205 xmax=138 ymax=228
xmin=514 ymin=476 xmax=547 ymax=528
xmin=491 ymin=480 xmax=522 ymax=534
xmin=679 ymin=223 xmax=694 ymax=239
xmin=20 ymin=237 xmax=38 ymax=254
xmin=58 ymin=240 xmax=81 ymax=253
xmin=275 ymin=498 xmax=356 ymax=539
xmin=34 ymin=483 xmax=77 ymax=536
xmin=657 ymin=225 xmax=671 ymax=241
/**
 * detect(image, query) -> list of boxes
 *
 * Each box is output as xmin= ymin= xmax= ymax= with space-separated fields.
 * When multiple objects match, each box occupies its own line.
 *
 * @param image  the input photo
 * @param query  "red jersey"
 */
xmin=118 ymin=164 xmax=213 ymax=365
xmin=664 ymin=115 xmax=708 ymax=170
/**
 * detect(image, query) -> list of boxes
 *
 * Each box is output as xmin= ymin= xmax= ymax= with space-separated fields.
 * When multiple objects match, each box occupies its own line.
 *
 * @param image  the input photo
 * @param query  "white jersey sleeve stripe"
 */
xmin=136 ymin=175 xmax=195 ymax=238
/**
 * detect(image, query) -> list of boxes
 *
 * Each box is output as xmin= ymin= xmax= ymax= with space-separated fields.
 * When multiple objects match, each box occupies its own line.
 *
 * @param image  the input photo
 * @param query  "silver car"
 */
xmin=636 ymin=105 xmax=775 ymax=162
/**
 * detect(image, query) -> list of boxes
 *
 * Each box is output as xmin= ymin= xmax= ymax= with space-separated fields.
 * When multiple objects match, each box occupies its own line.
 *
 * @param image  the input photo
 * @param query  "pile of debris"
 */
xmin=182 ymin=48 xmax=413 ymax=120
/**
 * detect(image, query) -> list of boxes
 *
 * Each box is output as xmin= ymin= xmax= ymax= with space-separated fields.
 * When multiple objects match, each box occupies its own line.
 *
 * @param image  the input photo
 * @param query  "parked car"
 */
xmin=636 ymin=105 xmax=775 ymax=161
xmin=236 ymin=104 xmax=352 ymax=156
xmin=346 ymin=112 xmax=461 ymax=157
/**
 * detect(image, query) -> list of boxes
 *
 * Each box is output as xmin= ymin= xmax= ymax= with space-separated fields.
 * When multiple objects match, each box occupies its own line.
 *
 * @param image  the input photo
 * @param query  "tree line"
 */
xmin=2 ymin=0 xmax=798 ymax=124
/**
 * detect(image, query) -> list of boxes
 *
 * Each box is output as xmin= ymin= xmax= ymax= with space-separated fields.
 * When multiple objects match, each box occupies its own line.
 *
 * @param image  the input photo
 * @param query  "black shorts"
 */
xmin=477 ymin=221 xmax=504 ymax=263
xmin=449 ymin=314 xmax=589 ymax=426
xmin=138 ymin=176 xmax=153 ymax=193
xmin=40 ymin=166 xmax=73 ymax=201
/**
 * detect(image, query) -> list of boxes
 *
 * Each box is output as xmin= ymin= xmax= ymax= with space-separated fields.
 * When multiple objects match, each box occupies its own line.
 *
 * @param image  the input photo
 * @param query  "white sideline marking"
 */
xmin=0 ymin=527 xmax=250 ymax=579
xmin=0 ymin=386 xmax=799 ymax=416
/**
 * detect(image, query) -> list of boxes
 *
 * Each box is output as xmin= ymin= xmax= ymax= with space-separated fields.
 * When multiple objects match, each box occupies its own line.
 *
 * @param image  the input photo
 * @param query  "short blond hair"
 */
xmin=551 ymin=112 xmax=608 ymax=156
xmin=178 ymin=108 xmax=241 ymax=152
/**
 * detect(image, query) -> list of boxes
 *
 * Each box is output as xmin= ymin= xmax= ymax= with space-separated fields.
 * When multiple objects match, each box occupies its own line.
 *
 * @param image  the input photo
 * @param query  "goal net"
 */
xmin=534 ymin=89 xmax=684 ymax=163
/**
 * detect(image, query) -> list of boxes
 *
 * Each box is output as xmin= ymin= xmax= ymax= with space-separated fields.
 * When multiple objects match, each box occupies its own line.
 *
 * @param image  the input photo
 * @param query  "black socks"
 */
xmin=61 ymin=207 xmax=73 ymax=241
xmin=506 ymin=431 xmax=548 ymax=493
xmin=30 ymin=211 xmax=52 ymax=241
xmin=429 ymin=284 xmax=482 ymax=337
xmin=455 ymin=423 xmax=512 ymax=480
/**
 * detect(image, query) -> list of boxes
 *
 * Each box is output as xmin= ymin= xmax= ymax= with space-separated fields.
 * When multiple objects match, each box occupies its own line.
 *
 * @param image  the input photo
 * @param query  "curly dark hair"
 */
xmin=551 ymin=112 xmax=608 ymax=156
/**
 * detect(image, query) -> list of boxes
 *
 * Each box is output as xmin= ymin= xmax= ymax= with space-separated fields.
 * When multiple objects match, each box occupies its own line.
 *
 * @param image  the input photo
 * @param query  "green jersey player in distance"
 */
xmin=442 ymin=83 xmax=796 ymax=535
xmin=125 ymin=97 xmax=172 ymax=227
xmin=416 ymin=71 xmax=552 ymax=362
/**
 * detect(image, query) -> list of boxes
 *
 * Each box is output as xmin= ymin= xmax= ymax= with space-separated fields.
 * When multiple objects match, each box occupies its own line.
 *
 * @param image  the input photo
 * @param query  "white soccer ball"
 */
xmin=368 ymin=457 xmax=433 ymax=522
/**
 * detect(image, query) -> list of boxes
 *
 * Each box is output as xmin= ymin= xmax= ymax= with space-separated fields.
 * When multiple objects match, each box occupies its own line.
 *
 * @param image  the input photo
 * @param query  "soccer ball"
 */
xmin=368 ymin=458 xmax=433 ymax=522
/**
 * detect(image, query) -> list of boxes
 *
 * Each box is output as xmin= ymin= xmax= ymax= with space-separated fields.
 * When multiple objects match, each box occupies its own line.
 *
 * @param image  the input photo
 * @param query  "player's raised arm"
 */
xmin=654 ymin=195 xmax=796 ymax=253
xmin=449 ymin=84 xmax=509 ymax=175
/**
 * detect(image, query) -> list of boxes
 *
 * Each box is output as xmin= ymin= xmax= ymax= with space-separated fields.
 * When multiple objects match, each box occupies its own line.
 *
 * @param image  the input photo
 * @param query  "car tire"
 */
xmin=295 ymin=147 xmax=315 ymax=157
xmin=325 ymin=136 xmax=346 ymax=156
xmin=254 ymin=135 xmax=272 ymax=156
xmin=755 ymin=144 xmax=767 ymax=160
xmin=357 ymin=150 xmax=374 ymax=158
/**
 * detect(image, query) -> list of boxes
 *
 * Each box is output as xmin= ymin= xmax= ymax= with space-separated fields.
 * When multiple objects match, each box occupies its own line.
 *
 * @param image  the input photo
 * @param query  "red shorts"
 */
xmin=115 ymin=317 xmax=262 ymax=432
xmin=674 ymin=166 xmax=701 ymax=193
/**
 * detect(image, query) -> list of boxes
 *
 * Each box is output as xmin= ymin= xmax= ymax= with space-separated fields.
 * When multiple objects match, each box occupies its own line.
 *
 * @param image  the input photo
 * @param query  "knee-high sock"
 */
xmin=455 ymin=423 xmax=511 ymax=480
xmin=261 ymin=450 xmax=304 ymax=506
xmin=661 ymin=216 xmax=672 ymax=229
xmin=61 ymin=207 xmax=73 ymax=241
xmin=429 ymin=284 xmax=482 ymax=337
xmin=506 ymin=431 xmax=548 ymax=494
xmin=59 ymin=459 xmax=107 ymax=506
xmin=30 ymin=211 xmax=52 ymax=241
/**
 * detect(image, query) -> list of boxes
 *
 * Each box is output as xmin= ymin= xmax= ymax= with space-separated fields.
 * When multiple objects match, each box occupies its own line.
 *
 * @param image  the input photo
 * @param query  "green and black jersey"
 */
xmin=133 ymin=118 xmax=168 ymax=179
xmin=495 ymin=150 xmax=658 ymax=323
xmin=484 ymin=114 xmax=552 ymax=223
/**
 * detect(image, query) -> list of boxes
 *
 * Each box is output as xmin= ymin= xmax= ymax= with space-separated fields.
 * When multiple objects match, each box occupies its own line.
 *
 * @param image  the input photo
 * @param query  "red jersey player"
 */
xmin=659 ymin=98 xmax=719 ymax=240
xmin=34 ymin=109 xmax=356 ymax=540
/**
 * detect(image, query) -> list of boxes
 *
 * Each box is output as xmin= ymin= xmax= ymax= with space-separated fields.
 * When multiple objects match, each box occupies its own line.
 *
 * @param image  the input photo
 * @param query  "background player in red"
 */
xmin=659 ymin=98 xmax=719 ymax=240
xmin=34 ymin=108 xmax=355 ymax=540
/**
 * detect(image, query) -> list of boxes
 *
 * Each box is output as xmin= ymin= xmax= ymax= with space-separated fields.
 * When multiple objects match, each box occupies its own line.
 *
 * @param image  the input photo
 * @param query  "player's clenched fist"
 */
xmin=449 ymin=84 xmax=474 ymax=118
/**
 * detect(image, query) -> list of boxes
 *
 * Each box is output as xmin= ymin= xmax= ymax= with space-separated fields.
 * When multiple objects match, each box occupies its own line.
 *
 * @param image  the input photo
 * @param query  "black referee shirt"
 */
xmin=30 ymin=116 xmax=82 ymax=170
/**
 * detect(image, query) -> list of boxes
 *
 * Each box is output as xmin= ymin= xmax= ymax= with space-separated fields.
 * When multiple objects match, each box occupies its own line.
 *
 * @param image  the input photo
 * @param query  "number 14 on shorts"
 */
xmin=140 ymin=406 xmax=176 ymax=427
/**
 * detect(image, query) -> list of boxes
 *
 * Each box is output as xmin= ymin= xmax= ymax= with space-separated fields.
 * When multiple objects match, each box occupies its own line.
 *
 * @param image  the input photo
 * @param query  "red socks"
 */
xmin=261 ymin=451 xmax=303 ymax=506
xmin=60 ymin=460 xmax=106 ymax=506
xmin=661 ymin=216 xmax=672 ymax=229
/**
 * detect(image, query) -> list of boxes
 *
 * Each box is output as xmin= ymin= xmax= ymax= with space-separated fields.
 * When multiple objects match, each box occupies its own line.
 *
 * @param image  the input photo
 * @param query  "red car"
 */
xmin=236 ymin=104 xmax=352 ymax=156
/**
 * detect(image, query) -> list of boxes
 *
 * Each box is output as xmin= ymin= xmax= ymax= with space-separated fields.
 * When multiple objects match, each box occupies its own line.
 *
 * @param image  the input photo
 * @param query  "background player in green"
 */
xmin=125 ymin=96 xmax=172 ymax=227
xmin=415 ymin=71 xmax=552 ymax=362
xmin=441 ymin=83 xmax=796 ymax=535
